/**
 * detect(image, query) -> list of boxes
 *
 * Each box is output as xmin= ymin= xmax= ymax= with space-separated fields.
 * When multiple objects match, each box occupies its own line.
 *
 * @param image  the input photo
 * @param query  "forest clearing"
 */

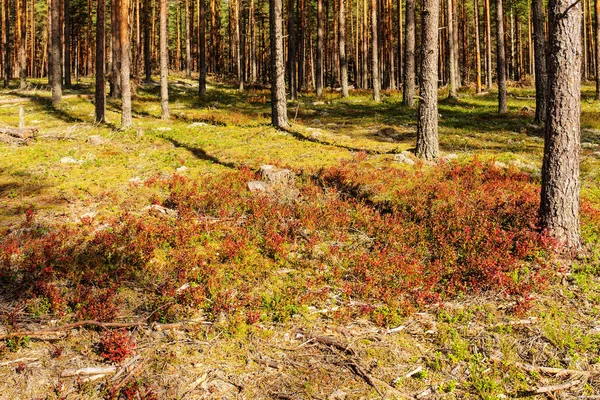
xmin=1 ymin=0 xmax=600 ymax=396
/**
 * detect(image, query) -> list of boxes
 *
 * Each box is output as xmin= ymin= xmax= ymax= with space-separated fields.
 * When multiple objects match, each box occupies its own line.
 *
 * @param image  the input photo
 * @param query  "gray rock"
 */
xmin=141 ymin=204 xmax=178 ymax=217
xmin=176 ymin=165 xmax=188 ymax=172
xmin=260 ymin=165 xmax=295 ymax=185
xmin=60 ymin=156 xmax=82 ymax=164
xmin=311 ymin=119 xmax=322 ymax=125
xmin=87 ymin=135 xmax=106 ymax=146
xmin=394 ymin=153 xmax=415 ymax=165
xmin=493 ymin=161 xmax=508 ymax=169
xmin=247 ymin=181 xmax=268 ymax=192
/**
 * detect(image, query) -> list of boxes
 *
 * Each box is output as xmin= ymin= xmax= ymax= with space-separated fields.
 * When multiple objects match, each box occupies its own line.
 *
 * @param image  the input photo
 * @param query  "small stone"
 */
xmin=328 ymin=389 xmax=347 ymax=399
xmin=311 ymin=131 xmax=322 ymax=139
xmin=248 ymin=181 xmax=268 ymax=192
xmin=493 ymin=161 xmax=508 ymax=169
xmin=87 ymin=135 xmax=106 ymax=146
xmin=312 ymin=101 xmax=325 ymax=106
xmin=311 ymin=119 xmax=322 ymax=125
xmin=394 ymin=153 xmax=415 ymax=165
xmin=594 ymin=151 xmax=600 ymax=158
xmin=60 ymin=156 xmax=82 ymax=164
xmin=141 ymin=204 xmax=178 ymax=217
xmin=189 ymin=122 xmax=208 ymax=128
xmin=176 ymin=165 xmax=188 ymax=172
xmin=129 ymin=177 xmax=143 ymax=183
xmin=260 ymin=165 xmax=295 ymax=185
xmin=156 ymin=127 xmax=172 ymax=132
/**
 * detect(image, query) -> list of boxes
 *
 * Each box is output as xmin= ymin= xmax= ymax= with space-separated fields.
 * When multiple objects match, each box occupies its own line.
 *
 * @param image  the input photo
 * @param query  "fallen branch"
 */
xmin=61 ymin=366 xmax=117 ymax=378
xmin=0 ymin=357 xmax=39 ymax=367
xmin=298 ymin=331 xmax=356 ymax=356
xmin=514 ymin=361 xmax=593 ymax=378
xmin=0 ymin=133 xmax=28 ymax=145
xmin=0 ymin=320 xmax=145 ymax=340
xmin=0 ymin=127 xmax=38 ymax=139
xmin=532 ymin=380 xmax=581 ymax=395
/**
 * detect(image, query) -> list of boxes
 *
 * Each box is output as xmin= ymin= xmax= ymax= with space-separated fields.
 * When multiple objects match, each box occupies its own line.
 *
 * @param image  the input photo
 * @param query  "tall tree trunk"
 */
xmin=397 ymin=0 xmax=403 ymax=87
xmin=235 ymin=0 xmax=243 ymax=90
xmin=595 ymin=0 xmax=600 ymax=100
xmin=298 ymin=0 xmax=305 ymax=89
xmin=199 ymin=0 xmax=206 ymax=95
xmin=339 ymin=0 xmax=348 ymax=97
xmin=160 ymin=0 xmax=169 ymax=118
xmin=447 ymin=0 xmax=457 ymax=98
xmin=361 ymin=0 xmax=367 ymax=88
xmin=270 ymin=0 xmax=289 ymax=127
xmin=416 ymin=0 xmax=439 ymax=160
xmin=288 ymin=0 xmax=297 ymax=98
xmin=474 ymin=0 xmax=482 ymax=93
xmin=249 ymin=0 xmax=256 ymax=83
xmin=540 ymin=0 xmax=582 ymax=248
xmin=144 ymin=0 xmax=151 ymax=81
xmin=120 ymin=0 xmax=132 ymax=127
xmin=316 ymin=0 xmax=324 ymax=97
xmin=403 ymin=0 xmax=415 ymax=106
xmin=532 ymin=0 xmax=548 ymax=122
xmin=496 ymin=0 xmax=507 ymax=113
xmin=371 ymin=0 xmax=380 ymax=101
xmin=64 ymin=0 xmax=71 ymax=87
xmin=96 ymin=0 xmax=106 ymax=122
xmin=452 ymin=0 xmax=460 ymax=86
xmin=185 ymin=0 xmax=191 ymax=78
xmin=50 ymin=0 xmax=62 ymax=104
xmin=484 ymin=0 xmax=491 ymax=88
xmin=19 ymin=0 xmax=27 ymax=89
xmin=111 ymin=0 xmax=122 ymax=97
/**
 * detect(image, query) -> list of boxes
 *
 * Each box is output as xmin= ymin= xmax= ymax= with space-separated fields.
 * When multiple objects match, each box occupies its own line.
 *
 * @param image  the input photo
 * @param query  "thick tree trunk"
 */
xmin=339 ymin=0 xmax=348 ymax=97
xmin=160 ymin=0 xmax=169 ymax=119
xmin=64 ymin=0 xmax=71 ymax=87
xmin=496 ymin=0 xmax=507 ymax=113
xmin=416 ymin=0 xmax=439 ymax=160
xmin=540 ymin=0 xmax=582 ymax=248
xmin=270 ymin=0 xmax=289 ymax=128
xmin=96 ymin=0 xmax=106 ymax=122
xmin=403 ymin=0 xmax=416 ymax=106
xmin=474 ymin=0 xmax=482 ymax=93
xmin=50 ymin=0 xmax=62 ymax=104
xmin=199 ymin=0 xmax=207 ymax=96
xmin=532 ymin=0 xmax=548 ymax=121
xmin=371 ymin=0 xmax=380 ymax=101
xmin=447 ymin=0 xmax=457 ymax=98
xmin=316 ymin=0 xmax=324 ymax=97
xmin=596 ymin=0 xmax=600 ymax=100
xmin=144 ymin=0 xmax=151 ymax=82
xmin=120 ymin=0 xmax=132 ymax=127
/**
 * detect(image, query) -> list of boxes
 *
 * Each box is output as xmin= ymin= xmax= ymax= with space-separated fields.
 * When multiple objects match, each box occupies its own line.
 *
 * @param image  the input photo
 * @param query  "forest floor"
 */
xmin=1 ymin=77 xmax=600 ymax=399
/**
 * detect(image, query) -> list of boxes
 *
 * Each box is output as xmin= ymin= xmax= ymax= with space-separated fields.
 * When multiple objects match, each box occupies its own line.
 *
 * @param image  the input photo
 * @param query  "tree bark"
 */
xmin=595 ymin=0 xmax=600 ymax=100
xmin=416 ymin=0 xmax=439 ymax=160
xmin=160 ymin=0 xmax=169 ymax=119
xmin=50 ymin=0 xmax=62 ymax=104
xmin=185 ymin=0 xmax=191 ymax=78
xmin=270 ymin=0 xmax=288 ymax=128
xmin=316 ymin=0 xmax=324 ymax=97
xmin=199 ymin=0 xmax=207 ymax=96
xmin=96 ymin=0 xmax=106 ymax=122
xmin=403 ymin=0 xmax=415 ymax=106
xmin=540 ymin=0 xmax=582 ymax=248
xmin=64 ymin=0 xmax=71 ymax=87
xmin=120 ymin=0 xmax=133 ymax=127
xmin=371 ymin=0 xmax=380 ymax=101
xmin=111 ymin=0 xmax=122 ymax=97
xmin=447 ymin=0 xmax=457 ymax=98
xmin=144 ymin=0 xmax=152 ymax=82
xmin=339 ymin=0 xmax=349 ymax=97
xmin=19 ymin=0 xmax=27 ymax=89
xmin=288 ymin=0 xmax=297 ymax=98
xmin=532 ymin=0 xmax=548 ymax=121
xmin=496 ymin=0 xmax=507 ymax=113
xmin=484 ymin=0 xmax=492 ymax=88
xmin=474 ymin=0 xmax=482 ymax=93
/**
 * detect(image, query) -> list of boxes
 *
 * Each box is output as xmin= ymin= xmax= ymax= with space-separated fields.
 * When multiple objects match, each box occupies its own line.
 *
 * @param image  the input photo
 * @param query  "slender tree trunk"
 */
xmin=496 ymin=0 xmax=507 ymax=113
xmin=96 ymin=0 xmax=106 ymax=122
xmin=50 ymin=0 xmax=62 ymax=104
xmin=185 ymin=0 xmax=191 ymax=78
xmin=160 ymin=0 xmax=169 ymax=118
xmin=371 ymin=0 xmax=380 ymax=101
xmin=596 ymin=0 xmax=600 ymax=100
xmin=111 ymin=0 xmax=122 ymax=97
xmin=270 ymin=0 xmax=289 ymax=127
xmin=288 ymin=0 xmax=297 ymax=98
xmin=452 ymin=0 xmax=460 ymax=86
xmin=64 ymin=0 xmax=71 ymax=87
xmin=199 ymin=0 xmax=207 ymax=94
xmin=339 ymin=0 xmax=348 ymax=97
xmin=120 ymin=0 xmax=132 ymax=127
xmin=298 ymin=0 xmax=305 ymax=89
xmin=235 ymin=0 xmax=243 ymax=90
xmin=532 ymin=0 xmax=548 ymax=121
xmin=397 ymin=0 xmax=403 ymax=87
xmin=484 ymin=0 xmax=491 ymax=88
xmin=416 ymin=0 xmax=439 ymax=160
xmin=447 ymin=0 xmax=457 ymax=98
xmin=316 ymin=0 xmax=324 ymax=97
xmin=540 ymin=0 xmax=582 ymax=248
xmin=144 ymin=0 xmax=151 ymax=82
xmin=403 ymin=0 xmax=415 ymax=106
xmin=249 ymin=0 xmax=256 ymax=83
xmin=474 ymin=0 xmax=482 ymax=93
xmin=19 ymin=0 xmax=27 ymax=89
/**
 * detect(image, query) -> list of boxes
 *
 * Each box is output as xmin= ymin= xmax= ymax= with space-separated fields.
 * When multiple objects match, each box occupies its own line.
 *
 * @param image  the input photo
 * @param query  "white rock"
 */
xmin=60 ymin=156 xmax=82 ymax=164
xmin=156 ymin=127 xmax=172 ymax=132
xmin=493 ymin=161 xmax=508 ymax=169
xmin=248 ymin=181 xmax=268 ymax=192
xmin=394 ymin=153 xmax=415 ymax=165
xmin=176 ymin=165 xmax=188 ymax=172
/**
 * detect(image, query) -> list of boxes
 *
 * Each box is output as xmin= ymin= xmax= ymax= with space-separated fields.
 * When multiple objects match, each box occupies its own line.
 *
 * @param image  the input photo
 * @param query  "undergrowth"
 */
xmin=2 ymin=158 xmax=594 ymax=328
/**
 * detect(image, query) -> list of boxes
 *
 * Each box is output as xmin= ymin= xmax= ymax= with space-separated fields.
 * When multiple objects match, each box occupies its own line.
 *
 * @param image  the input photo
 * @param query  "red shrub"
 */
xmin=98 ymin=329 xmax=135 ymax=364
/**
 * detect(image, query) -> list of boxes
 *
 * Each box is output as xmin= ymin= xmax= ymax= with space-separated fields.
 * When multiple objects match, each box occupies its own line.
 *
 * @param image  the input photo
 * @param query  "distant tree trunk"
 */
xmin=339 ymin=0 xmax=349 ymax=97
xmin=270 ymin=0 xmax=289 ymax=127
xmin=64 ymin=0 xmax=71 ymax=87
xmin=96 ymin=0 xmax=106 ymax=122
xmin=447 ymin=0 xmax=457 ymax=98
xmin=19 ymin=0 xmax=27 ymax=89
xmin=416 ymin=0 xmax=439 ymax=160
xmin=595 ymin=0 xmax=600 ymax=100
xmin=2 ymin=0 xmax=8 ymax=88
xmin=474 ymin=0 xmax=482 ymax=93
xmin=111 ymin=0 xmax=122 ymax=97
xmin=120 ymin=0 xmax=132 ymax=127
xmin=249 ymin=0 xmax=256 ymax=83
xmin=540 ymin=0 xmax=582 ymax=248
xmin=199 ymin=0 xmax=207 ymax=96
xmin=361 ymin=0 xmax=368 ymax=89
xmin=484 ymin=0 xmax=491 ymax=88
xmin=496 ymin=0 xmax=507 ymax=113
xmin=235 ymin=0 xmax=243 ymax=91
xmin=397 ymin=0 xmax=403 ymax=86
xmin=185 ymin=0 xmax=191 ymax=78
xmin=403 ymin=0 xmax=415 ymax=106
xmin=144 ymin=0 xmax=152 ymax=82
xmin=452 ymin=0 xmax=460 ymax=86
xmin=532 ymin=0 xmax=548 ymax=121
xmin=316 ymin=0 xmax=324 ymax=97
xmin=288 ymin=0 xmax=297 ymax=98
xmin=50 ymin=0 xmax=62 ymax=104
xmin=371 ymin=0 xmax=380 ymax=101
xmin=160 ymin=0 xmax=169 ymax=118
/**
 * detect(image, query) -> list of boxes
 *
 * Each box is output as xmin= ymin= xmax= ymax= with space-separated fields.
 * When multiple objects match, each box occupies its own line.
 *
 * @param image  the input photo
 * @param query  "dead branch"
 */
xmin=532 ymin=379 xmax=582 ymax=395
xmin=0 ymin=357 xmax=39 ymax=367
xmin=61 ymin=366 xmax=117 ymax=377
xmin=0 ymin=133 xmax=28 ymax=145
xmin=0 ymin=127 xmax=38 ymax=139
xmin=298 ymin=331 xmax=356 ymax=356
xmin=0 ymin=320 xmax=144 ymax=340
